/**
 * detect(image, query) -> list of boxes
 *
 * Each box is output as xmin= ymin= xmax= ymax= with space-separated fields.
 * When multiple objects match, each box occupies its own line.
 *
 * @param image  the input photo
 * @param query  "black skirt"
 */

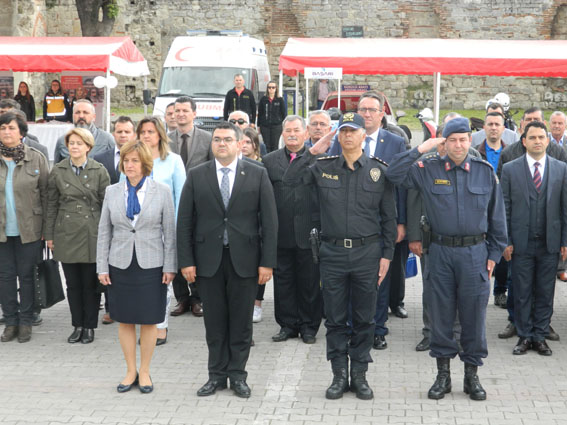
xmin=107 ymin=249 xmax=166 ymax=325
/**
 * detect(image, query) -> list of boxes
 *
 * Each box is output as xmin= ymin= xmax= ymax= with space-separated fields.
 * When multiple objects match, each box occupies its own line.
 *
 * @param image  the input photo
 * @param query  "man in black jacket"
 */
xmin=223 ymin=74 xmax=256 ymax=124
xmin=177 ymin=121 xmax=277 ymax=398
xmin=263 ymin=115 xmax=322 ymax=344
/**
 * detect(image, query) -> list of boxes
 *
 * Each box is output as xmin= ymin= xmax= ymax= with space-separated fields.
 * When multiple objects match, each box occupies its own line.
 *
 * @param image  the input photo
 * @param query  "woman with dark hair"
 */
xmin=46 ymin=128 xmax=110 ymax=344
xmin=98 ymin=140 xmax=177 ymax=393
xmin=242 ymin=127 xmax=261 ymax=162
xmin=14 ymin=82 xmax=35 ymax=122
xmin=257 ymin=81 xmax=287 ymax=153
xmin=0 ymin=112 xmax=49 ymax=343
xmin=42 ymin=79 xmax=71 ymax=122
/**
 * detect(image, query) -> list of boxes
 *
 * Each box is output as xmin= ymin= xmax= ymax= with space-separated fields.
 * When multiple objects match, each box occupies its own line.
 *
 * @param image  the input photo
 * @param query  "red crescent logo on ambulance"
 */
xmin=175 ymin=47 xmax=194 ymax=62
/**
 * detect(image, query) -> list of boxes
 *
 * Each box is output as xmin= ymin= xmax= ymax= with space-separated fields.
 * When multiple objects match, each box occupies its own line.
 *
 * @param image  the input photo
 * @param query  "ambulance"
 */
xmin=148 ymin=30 xmax=271 ymax=131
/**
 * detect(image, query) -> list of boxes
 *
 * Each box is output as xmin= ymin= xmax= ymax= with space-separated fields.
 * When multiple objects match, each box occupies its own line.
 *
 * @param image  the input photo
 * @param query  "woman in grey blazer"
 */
xmin=97 ymin=140 xmax=176 ymax=394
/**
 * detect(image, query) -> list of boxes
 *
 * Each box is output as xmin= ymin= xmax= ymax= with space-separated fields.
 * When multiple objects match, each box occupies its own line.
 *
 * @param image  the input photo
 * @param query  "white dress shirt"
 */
xmin=215 ymin=157 xmax=238 ymax=197
xmin=123 ymin=178 xmax=147 ymax=227
xmin=366 ymin=129 xmax=379 ymax=157
xmin=526 ymin=153 xmax=546 ymax=181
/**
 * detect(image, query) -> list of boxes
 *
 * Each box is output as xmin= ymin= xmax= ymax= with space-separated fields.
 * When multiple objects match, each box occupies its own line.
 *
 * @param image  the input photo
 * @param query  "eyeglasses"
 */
xmin=357 ymin=108 xmax=382 ymax=114
xmin=212 ymin=137 xmax=236 ymax=144
xmin=229 ymin=119 xmax=247 ymax=125
xmin=267 ymin=86 xmax=277 ymax=89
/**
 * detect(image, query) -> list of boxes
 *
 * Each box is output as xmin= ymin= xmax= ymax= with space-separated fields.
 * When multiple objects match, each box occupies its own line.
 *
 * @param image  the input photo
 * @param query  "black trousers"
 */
xmin=61 ymin=263 xmax=101 ymax=329
xmin=172 ymin=272 xmax=200 ymax=305
xmin=512 ymin=239 xmax=558 ymax=342
xmin=320 ymin=242 xmax=380 ymax=371
xmin=197 ymin=248 xmax=257 ymax=381
xmin=260 ymin=125 xmax=282 ymax=153
xmin=274 ymin=246 xmax=322 ymax=336
xmin=388 ymin=240 xmax=409 ymax=311
xmin=0 ymin=237 xmax=41 ymax=326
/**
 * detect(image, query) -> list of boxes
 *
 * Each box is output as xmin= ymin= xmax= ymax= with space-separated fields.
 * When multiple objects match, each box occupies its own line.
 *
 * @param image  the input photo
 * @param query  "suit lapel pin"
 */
xmin=241 ymin=171 xmax=245 ymax=175
xmin=380 ymin=139 xmax=384 ymax=143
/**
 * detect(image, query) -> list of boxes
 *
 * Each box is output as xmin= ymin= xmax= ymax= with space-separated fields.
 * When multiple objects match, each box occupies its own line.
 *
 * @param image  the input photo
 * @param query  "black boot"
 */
xmin=350 ymin=369 xmax=373 ymax=400
xmin=325 ymin=367 xmax=349 ymax=400
xmin=463 ymin=363 xmax=486 ymax=401
xmin=428 ymin=358 xmax=451 ymax=400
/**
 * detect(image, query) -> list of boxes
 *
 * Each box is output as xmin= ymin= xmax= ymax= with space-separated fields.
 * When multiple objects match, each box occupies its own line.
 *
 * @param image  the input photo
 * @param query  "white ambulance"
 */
xmin=148 ymin=30 xmax=271 ymax=131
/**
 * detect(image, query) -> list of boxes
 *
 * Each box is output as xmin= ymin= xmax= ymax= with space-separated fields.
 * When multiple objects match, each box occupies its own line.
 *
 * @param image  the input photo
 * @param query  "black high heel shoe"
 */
xmin=156 ymin=329 xmax=168 ymax=346
xmin=117 ymin=374 xmax=139 ymax=393
xmin=139 ymin=375 xmax=153 ymax=394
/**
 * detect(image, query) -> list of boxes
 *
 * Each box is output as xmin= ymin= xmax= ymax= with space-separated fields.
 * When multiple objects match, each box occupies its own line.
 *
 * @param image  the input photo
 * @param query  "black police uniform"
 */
xmin=302 ymin=151 xmax=397 ymax=371
xmin=387 ymin=148 xmax=507 ymax=366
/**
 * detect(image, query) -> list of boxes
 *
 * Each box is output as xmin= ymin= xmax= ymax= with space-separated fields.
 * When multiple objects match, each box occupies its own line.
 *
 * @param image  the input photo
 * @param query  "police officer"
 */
xmin=298 ymin=112 xmax=397 ymax=400
xmin=386 ymin=118 xmax=507 ymax=401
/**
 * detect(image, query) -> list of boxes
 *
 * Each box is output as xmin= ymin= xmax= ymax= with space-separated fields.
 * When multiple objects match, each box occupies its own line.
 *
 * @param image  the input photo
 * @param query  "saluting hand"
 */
xmin=377 ymin=258 xmax=391 ymax=286
xmin=309 ymin=129 xmax=337 ymax=156
xmin=417 ymin=137 xmax=445 ymax=154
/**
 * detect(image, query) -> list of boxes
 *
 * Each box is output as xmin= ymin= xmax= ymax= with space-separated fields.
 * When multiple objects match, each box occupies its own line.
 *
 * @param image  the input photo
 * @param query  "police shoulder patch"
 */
xmin=317 ymin=155 xmax=339 ymax=161
xmin=369 ymin=156 xmax=389 ymax=167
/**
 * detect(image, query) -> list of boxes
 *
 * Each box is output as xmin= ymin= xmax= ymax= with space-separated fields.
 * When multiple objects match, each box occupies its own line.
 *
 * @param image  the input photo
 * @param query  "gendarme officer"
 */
xmin=386 ymin=117 xmax=507 ymax=401
xmin=300 ymin=112 xmax=397 ymax=400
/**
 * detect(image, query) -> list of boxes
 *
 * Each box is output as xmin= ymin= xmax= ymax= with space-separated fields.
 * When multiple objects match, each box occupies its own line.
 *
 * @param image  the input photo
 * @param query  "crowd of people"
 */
xmin=1 ymin=75 xmax=567 ymax=402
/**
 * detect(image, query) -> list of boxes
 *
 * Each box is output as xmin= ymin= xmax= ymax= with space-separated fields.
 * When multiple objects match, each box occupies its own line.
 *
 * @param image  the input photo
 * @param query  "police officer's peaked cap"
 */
xmin=337 ymin=112 xmax=365 ymax=130
xmin=442 ymin=117 xmax=471 ymax=138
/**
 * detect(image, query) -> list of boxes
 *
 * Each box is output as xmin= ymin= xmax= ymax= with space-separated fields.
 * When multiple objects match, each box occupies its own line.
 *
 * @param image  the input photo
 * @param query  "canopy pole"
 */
xmin=337 ymin=79 xmax=341 ymax=113
xmin=144 ymin=75 xmax=148 ymax=116
xmin=295 ymin=74 xmax=299 ymax=115
xmin=305 ymin=78 xmax=309 ymax=118
xmin=433 ymin=72 xmax=441 ymax=125
xmin=106 ymin=69 xmax=111 ymax=133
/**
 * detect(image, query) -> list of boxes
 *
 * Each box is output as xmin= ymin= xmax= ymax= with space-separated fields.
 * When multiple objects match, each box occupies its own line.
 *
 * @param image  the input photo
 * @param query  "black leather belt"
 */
xmin=321 ymin=234 xmax=380 ymax=249
xmin=431 ymin=232 xmax=486 ymax=248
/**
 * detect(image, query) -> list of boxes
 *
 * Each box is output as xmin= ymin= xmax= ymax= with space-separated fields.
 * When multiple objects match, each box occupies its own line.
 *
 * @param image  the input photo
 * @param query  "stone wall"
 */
xmin=13 ymin=0 xmax=567 ymax=112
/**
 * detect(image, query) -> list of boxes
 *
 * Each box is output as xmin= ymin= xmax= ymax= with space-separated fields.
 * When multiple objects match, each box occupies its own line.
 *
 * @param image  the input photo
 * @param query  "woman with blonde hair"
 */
xmin=98 ymin=140 xmax=176 ymax=393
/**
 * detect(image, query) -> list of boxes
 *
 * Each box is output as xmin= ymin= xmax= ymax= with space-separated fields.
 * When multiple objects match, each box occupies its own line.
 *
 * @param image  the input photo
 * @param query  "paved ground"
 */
xmin=2 ymin=264 xmax=567 ymax=425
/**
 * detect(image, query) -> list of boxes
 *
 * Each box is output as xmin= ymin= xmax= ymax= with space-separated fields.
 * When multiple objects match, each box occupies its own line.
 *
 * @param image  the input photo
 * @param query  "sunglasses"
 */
xmin=268 ymin=86 xmax=277 ymax=89
xmin=229 ymin=119 xmax=247 ymax=125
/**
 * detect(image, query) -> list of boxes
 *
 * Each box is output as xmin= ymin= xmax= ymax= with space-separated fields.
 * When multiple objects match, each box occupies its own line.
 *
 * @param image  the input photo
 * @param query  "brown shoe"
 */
xmin=171 ymin=300 xmax=191 ymax=316
xmin=17 ymin=325 xmax=32 ymax=343
xmin=558 ymin=272 xmax=567 ymax=282
xmin=191 ymin=302 xmax=204 ymax=317
xmin=1 ymin=325 xmax=18 ymax=342
xmin=102 ymin=313 xmax=114 ymax=325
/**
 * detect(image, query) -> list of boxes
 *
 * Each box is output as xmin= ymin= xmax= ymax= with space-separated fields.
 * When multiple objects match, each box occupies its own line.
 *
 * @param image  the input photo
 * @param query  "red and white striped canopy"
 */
xmin=279 ymin=38 xmax=567 ymax=77
xmin=0 ymin=36 xmax=149 ymax=77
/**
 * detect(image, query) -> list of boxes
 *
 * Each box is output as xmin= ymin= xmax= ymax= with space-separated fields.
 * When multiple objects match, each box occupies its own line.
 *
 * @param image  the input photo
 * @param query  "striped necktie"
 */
xmin=533 ymin=162 xmax=542 ymax=192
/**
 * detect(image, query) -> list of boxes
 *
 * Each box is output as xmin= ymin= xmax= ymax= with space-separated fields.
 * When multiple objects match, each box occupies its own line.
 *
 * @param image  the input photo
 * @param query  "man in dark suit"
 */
xmin=168 ymin=96 xmax=213 ymax=173
xmin=496 ymin=107 xmax=566 ymax=342
xmin=501 ymin=121 xmax=567 ymax=357
xmin=177 ymin=121 xmax=278 ymax=398
xmin=168 ymin=96 xmax=213 ymax=317
xmin=549 ymin=111 xmax=567 ymax=282
xmin=329 ymin=91 xmax=408 ymax=350
xmin=263 ymin=115 xmax=322 ymax=344
xmin=93 ymin=116 xmax=136 ymax=185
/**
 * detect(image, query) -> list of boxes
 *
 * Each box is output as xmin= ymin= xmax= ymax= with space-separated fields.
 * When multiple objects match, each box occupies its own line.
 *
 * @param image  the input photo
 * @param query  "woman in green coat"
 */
xmin=45 ymin=128 xmax=110 ymax=344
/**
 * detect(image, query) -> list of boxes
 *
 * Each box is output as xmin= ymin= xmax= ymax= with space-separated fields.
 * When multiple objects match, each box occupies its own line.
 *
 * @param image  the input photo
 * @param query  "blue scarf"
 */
xmin=126 ymin=176 xmax=146 ymax=220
